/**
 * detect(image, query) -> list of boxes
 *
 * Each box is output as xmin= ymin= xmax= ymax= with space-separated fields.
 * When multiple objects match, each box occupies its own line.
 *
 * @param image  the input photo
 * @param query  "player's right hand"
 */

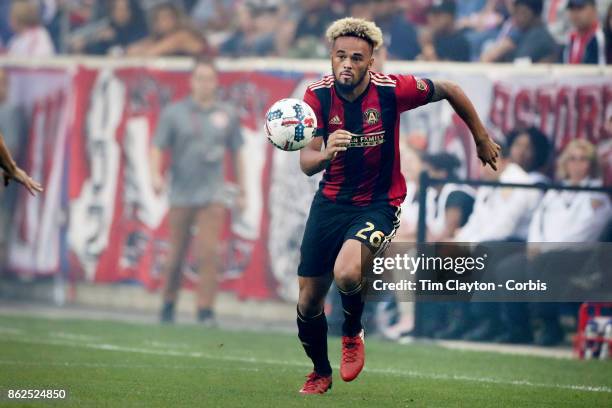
xmin=476 ymin=136 xmax=501 ymax=171
xmin=323 ymin=130 xmax=352 ymax=160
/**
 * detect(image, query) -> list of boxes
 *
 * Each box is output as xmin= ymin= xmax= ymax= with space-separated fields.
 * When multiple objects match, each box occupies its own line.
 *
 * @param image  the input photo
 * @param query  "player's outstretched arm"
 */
xmin=0 ymin=133 xmax=43 ymax=196
xmin=430 ymin=79 xmax=501 ymax=170
xmin=299 ymin=130 xmax=352 ymax=176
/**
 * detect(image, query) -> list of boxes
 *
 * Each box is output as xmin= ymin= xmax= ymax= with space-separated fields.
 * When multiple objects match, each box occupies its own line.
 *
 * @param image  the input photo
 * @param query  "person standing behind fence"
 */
xmin=150 ymin=58 xmax=245 ymax=325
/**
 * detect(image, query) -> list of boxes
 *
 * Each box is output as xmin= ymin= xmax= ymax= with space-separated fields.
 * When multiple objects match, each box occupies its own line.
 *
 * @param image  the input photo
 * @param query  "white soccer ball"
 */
xmin=264 ymin=98 xmax=317 ymax=151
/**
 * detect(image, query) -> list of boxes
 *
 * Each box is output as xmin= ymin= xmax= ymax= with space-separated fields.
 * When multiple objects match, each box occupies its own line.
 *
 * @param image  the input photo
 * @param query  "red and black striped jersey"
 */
xmin=303 ymin=71 xmax=434 ymax=207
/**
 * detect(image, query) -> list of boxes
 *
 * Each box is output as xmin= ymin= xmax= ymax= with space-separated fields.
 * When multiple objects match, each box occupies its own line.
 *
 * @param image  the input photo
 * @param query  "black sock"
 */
xmin=197 ymin=308 xmax=214 ymax=321
xmin=339 ymin=281 xmax=364 ymax=337
xmin=297 ymin=307 xmax=332 ymax=376
xmin=160 ymin=301 xmax=175 ymax=322
xmin=162 ymin=301 xmax=175 ymax=313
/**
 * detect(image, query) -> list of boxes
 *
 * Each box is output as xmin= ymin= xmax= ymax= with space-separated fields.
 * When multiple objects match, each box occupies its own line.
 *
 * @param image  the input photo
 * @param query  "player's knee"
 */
xmin=297 ymin=290 xmax=324 ymax=318
xmin=334 ymin=264 xmax=361 ymax=292
xmin=297 ymin=300 xmax=323 ymax=319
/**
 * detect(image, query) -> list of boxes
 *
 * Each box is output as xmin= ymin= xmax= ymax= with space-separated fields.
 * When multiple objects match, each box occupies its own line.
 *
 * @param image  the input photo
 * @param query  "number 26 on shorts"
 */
xmin=355 ymin=222 xmax=385 ymax=248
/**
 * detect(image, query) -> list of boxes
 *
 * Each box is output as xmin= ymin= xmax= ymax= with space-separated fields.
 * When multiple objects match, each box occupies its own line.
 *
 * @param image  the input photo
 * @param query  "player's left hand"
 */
xmin=3 ymin=167 xmax=44 ymax=196
xmin=476 ymin=136 xmax=501 ymax=171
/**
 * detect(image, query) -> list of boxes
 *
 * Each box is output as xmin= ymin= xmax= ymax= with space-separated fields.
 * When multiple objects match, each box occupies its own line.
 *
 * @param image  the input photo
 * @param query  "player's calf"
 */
xmin=296 ymin=307 xmax=332 ymax=378
xmin=337 ymin=278 xmax=366 ymax=382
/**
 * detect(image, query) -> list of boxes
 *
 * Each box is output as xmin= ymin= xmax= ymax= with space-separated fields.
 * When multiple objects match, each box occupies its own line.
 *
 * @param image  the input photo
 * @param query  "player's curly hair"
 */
xmin=325 ymin=17 xmax=384 ymax=50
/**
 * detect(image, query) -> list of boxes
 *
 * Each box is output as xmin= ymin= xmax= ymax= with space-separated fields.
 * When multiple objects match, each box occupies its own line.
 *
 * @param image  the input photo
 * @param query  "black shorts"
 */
xmin=297 ymin=193 xmax=401 ymax=277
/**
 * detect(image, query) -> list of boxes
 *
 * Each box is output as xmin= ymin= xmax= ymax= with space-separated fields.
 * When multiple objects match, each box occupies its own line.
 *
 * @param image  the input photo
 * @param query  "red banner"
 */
xmin=63 ymin=66 xmax=303 ymax=299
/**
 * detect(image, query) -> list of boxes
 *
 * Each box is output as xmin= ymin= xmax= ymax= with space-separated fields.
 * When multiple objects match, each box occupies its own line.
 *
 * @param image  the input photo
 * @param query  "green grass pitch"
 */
xmin=0 ymin=315 xmax=610 ymax=407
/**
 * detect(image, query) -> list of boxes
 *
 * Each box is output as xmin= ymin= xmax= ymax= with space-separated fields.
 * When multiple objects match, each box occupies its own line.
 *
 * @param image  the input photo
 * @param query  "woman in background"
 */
xmin=69 ymin=0 xmax=147 ymax=55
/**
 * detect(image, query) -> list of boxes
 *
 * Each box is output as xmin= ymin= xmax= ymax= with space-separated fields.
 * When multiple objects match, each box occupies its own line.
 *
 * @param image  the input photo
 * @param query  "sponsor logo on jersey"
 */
xmin=329 ymin=115 xmax=342 ymax=125
xmin=348 ymin=130 xmax=385 ymax=147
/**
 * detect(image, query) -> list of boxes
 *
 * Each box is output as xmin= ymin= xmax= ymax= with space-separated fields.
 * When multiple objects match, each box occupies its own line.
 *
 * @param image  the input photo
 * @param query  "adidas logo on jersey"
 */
xmin=329 ymin=115 xmax=342 ymax=125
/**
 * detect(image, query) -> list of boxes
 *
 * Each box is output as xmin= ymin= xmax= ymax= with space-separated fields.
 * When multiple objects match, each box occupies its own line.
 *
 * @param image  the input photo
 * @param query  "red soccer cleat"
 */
xmin=299 ymin=372 xmax=333 ymax=394
xmin=340 ymin=329 xmax=365 ymax=382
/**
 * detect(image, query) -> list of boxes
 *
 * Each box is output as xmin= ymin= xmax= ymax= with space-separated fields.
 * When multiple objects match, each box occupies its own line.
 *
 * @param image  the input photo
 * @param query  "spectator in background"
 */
xmin=371 ymin=0 xmax=421 ymax=60
xmin=421 ymin=153 xmax=475 ymax=241
xmin=457 ymin=0 xmax=510 ymax=60
xmin=419 ymin=0 xmax=471 ymax=62
xmin=190 ymin=0 xmax=234 ymax=33
xmin=606 ymin=2 xmax=612 ymax=64
xmin=127 ymin=2 xmax=210 ymax=57
xmin=219 ymin=1 xmax=279 ymax=57
xmin=481 ymin=0 xmax=558 ymax=63
xmin=496 ymin=139 xmax=612 ymax=345
xmin=403 ymin=0 xmax=434 ymax=26
xmin=189 ymin=0 xmax=235 ymax=50
xmin=69 ymin=0 xmax=147 ymax=55
xmin=506 ymin=126 xmax=552 ymax=183
xmin=456 ymin=127 xmax=550 ymax=243
xmin=151 ymin=59 xmax=245 ymax=324
xmin=563 ymin=0 xmax=606 ymax=65
xmin=454 ymin=127 xmax=551 ymax=341
xmin=0 ymin=1 xmax=13 ymax=46
xmin=283 ymin=0 xmax=341 ymax=58
xmin=7 ymin=0 xmax=55 ymax=57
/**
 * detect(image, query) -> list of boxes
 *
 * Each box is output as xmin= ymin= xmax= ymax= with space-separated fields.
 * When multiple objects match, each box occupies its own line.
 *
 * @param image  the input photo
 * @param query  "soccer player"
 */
xmin=296 ymin=17 xmax=500 ymax=394
xmin=0 ymin=131 xmax=42 ymax=196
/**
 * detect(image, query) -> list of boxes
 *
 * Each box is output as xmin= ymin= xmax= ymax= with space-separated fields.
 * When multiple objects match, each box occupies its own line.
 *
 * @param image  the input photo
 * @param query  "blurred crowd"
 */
xmin=368 ymin=124 xmax=612 ymax=346
xmin=0 ymin=0 xmax=610 ymax=64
